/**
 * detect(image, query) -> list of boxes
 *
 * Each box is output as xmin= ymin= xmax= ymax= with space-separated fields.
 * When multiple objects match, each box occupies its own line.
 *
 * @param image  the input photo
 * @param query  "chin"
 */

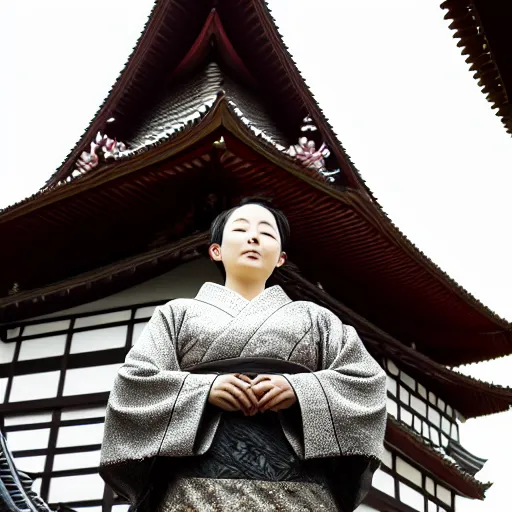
xmin=234 ymin=263 xmax=268 ymax=276
xmin=240 ymin=261 xmax=263 ymax=268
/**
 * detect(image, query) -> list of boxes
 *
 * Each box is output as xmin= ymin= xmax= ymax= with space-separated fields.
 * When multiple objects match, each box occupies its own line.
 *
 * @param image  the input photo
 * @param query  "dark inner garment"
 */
xmin=181 ymin=408 xmax=330 ymax=484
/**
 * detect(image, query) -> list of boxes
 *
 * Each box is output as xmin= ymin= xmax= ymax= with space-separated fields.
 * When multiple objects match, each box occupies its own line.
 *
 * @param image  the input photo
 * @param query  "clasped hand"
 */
xmin=208 ymin=373 xmax=296 ymax=415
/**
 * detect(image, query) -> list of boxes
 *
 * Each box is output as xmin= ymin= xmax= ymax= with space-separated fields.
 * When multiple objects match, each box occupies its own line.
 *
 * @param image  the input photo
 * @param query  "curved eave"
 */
xmin=441 ymin=0 xmax=512 ymax=135
xmin=0 ymin=96 xmax=313 ymax=223
xmin=343 ymin=190 xmax=511 ymax=340
xmin=1 ymin=96 xmax=510 ymax=365
xmin=387 ymin=417 xmax=490 ymax=500
xmin=446 ymin=440 xmax=487 ymax=476
xmin=0 ymin=96 xmax=225 ymax=223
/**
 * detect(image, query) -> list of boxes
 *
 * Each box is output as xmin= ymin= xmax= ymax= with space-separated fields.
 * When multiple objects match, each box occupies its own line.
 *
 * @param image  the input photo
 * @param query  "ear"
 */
xmin=208 ymin=243 xmax=222 ymax=262
xmin=276 ymin=252 xmax=287 ymax=268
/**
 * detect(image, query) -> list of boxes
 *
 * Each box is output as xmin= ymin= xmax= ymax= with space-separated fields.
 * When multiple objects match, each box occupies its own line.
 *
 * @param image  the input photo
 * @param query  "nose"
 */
xmin=247 ymin=233 xmax=260 ymax=244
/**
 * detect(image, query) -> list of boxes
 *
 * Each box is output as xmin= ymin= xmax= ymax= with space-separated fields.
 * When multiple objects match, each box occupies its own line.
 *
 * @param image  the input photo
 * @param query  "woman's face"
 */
xmin=209 ymin=204 xmax=286 ymax=281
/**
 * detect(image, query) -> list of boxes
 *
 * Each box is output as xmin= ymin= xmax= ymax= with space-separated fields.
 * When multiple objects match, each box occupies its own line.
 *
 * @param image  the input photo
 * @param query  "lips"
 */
xmin=242 ymin=250 xmax=260 ymax=258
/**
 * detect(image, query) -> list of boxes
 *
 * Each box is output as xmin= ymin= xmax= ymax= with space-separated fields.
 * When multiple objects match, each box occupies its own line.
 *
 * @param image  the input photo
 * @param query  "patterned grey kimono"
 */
xmin=100 ymin=283 xmax=387 ymax=511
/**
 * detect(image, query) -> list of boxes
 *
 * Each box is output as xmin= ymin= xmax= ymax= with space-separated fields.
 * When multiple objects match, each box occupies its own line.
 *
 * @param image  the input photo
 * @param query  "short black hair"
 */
xmin=210 ymin=196 xmax=290 ymax=252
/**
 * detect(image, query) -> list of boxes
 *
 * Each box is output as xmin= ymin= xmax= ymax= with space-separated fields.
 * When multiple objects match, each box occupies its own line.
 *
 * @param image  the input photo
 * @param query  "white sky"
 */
xmin=1 ymin=1 xmax=510 ymax=510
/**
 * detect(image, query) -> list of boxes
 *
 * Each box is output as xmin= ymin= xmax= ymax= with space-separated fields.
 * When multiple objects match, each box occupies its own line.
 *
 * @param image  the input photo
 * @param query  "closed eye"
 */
xmin=233 ymin=228 xmax=246 ymax=232
xmin=262 ymin=232 xmax=276 ymax=238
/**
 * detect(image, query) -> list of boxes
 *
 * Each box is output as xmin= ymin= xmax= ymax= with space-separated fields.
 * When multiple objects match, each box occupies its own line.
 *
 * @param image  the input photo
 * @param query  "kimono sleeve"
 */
xmin=285 ymin=308 xmax=387 ymax=461
xmin=99 ymin=304 xmax=219 ymax=503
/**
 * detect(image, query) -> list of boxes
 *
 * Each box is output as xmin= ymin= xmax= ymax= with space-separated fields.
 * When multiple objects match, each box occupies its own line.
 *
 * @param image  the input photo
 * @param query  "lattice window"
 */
xmin=0 ymin=300 xmax=165 ymax=510
xmin=378 ymin=447 xmax=455 ymax=511
xmin=385 ymin=359 xmax=460 ymax=447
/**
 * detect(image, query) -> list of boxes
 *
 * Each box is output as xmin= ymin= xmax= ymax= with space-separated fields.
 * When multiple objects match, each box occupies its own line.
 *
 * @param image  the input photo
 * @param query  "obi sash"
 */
xmin=181 ymin=357 xmax=324 ymax=484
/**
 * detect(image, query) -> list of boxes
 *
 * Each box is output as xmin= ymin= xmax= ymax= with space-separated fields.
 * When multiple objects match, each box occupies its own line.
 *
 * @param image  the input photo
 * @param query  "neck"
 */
xmin=224 ymin=275 xmax=266 ymax=301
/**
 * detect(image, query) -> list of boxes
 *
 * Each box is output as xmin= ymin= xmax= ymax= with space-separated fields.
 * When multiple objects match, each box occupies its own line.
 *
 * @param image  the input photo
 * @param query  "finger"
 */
xmin=228 ymin=375 xmax=251 ymax=390
xmin=264 ymin=392 xmax=294 ymax=412
xmin=229 ymin=376 xmax=255 ymax=405
xmin=244 ymin=386 xmax=259 ymax=409
xmin=261 ymin=390 xmax=291 ymax=411
xmin=257 ymin=387 xmax=283 ymax=409
xmin=231 ymin=378 xmax=259 ymax=408
xmin=251 ymin=374 xmax=272 ymax=385
xmin=214 ymin=390 xmax=243 ymax=411
xmin=270 ymin=397 xmax=295 ymax=412
xmin=237 ymin=374 xmax=253 ymax=385
xmin=252 ymin=384 xmax=274 ymax=401
xmin=251 ymin=381 xmax=275 ymax=396
xmin=215 ymin=397 xmax=239 ymax=412
xmin=210 ymin=393 xmax=239 ymax=411
xmin=221 ymin=383 xmax=252 ymax=412
xmin=229 ymin=378 xmax=258 ymax=408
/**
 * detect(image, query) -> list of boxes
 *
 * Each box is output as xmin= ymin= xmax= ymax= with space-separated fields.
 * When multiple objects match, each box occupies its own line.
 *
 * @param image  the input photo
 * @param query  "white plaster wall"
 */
xmin=2 ymin=259 xmax=222 ymax=405
xmin=355 ymin=505 xmax=379 ymax=512
xmin=32 ymin=258 xmax=222 ymax=320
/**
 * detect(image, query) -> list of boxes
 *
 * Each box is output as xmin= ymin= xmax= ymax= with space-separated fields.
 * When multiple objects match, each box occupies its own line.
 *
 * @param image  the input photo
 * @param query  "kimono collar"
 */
xmin=195 ymin=282 xmax=292 ymax=317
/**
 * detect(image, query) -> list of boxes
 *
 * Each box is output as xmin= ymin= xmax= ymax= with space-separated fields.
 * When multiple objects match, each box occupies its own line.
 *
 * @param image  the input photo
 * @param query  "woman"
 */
xmin=100 ymin=197 xmax=387 ymax=511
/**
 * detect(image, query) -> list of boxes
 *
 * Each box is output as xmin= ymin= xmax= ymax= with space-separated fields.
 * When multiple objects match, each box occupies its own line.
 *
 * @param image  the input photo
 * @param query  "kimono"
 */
xmin=100 ymin=283 xmax=387 ymax=512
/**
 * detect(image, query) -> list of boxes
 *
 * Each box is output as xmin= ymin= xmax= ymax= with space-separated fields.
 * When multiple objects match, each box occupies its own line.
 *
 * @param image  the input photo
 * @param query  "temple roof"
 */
xmin=441 ymin=1 xmax=512 ymax=134
xmin=1 ymin=131 xmax=511 ymax=366
xmin=1 ymin=0 xmax=511 ymax=366
xmin=43 ymin=0 xmax=362 ymax=191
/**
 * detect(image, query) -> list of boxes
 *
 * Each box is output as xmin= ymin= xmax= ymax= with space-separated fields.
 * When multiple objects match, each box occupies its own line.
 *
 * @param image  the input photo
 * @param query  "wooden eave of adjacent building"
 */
xmin=1 ymin=97 xmax=511 ymax=367
xmin=0 ymin=431 xmax=51 ymax=511
xmin=387 ymin=417 xmax=489 ymax=500
xmin=441 ymin=0 xmax=512 ymax=134
xmin=2 ymin=230 xmax=512 ymax=421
